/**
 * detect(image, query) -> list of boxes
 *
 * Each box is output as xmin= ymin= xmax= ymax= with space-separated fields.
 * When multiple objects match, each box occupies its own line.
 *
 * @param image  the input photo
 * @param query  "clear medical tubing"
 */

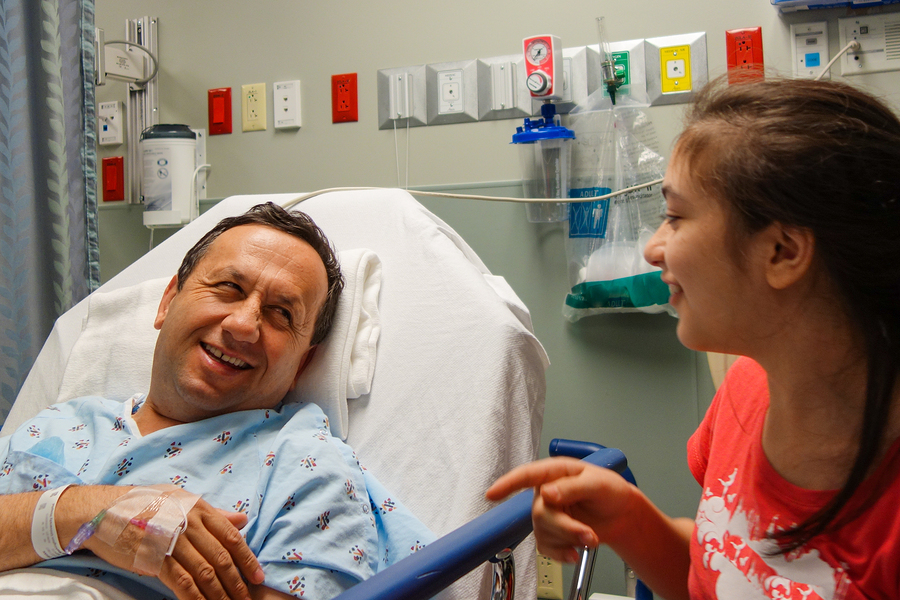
xmin=331 ymin=444 xmax=629 ymax=600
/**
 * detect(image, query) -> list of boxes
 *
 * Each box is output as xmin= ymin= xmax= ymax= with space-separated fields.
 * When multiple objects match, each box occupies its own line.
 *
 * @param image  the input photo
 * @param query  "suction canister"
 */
xmin=511 ymin=103 xmax=574 ymax=223
xmin=141 ymin=124 xmax=196 ymax=226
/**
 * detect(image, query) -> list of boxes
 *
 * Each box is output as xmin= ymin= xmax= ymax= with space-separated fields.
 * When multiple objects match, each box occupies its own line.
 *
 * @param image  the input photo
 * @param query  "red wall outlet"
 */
xmin=102 ymin=156 xmax=124 ymax=201
xmin=726 ymin=27 xmax=764 ymax=83
xmin=208 ymin=87 xmax=232 ymax=135
xmin=331 ymin=73 xmax=358 ymax=123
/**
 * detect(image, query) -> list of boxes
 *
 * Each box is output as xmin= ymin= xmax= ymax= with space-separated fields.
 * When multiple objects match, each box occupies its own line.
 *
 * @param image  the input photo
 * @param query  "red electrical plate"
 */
xmin=726 ymin=27 xmax=764 ymax=83
xmin=208 ymin=87 xmax=232 ymax=134
xmin=331 ymin=73 xmax=358 ymax=123
xmin=102 ymin=156 xmax=124 ymax=201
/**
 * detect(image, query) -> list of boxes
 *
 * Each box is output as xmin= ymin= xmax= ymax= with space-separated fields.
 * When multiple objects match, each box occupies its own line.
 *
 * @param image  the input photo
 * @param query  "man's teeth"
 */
xmin=204 ymin=344 xmax=249 ymax=368
xmin=669 ymin=283 xmax=683 ymax=295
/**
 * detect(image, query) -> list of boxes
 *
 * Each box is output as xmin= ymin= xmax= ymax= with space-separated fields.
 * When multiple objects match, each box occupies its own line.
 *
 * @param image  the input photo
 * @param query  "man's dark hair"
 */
xmin=177 ymin=202 xmax=343 ymax=345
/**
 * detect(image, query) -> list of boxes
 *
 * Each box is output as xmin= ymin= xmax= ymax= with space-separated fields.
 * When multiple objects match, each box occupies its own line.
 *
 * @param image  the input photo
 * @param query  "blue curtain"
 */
xmin=0 ymin=0 xmax=98 ymax=421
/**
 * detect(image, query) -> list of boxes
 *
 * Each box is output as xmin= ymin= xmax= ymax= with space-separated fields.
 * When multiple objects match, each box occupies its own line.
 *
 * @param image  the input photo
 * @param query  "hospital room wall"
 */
xmin=93 ymin=1 xmax=900 ymax=596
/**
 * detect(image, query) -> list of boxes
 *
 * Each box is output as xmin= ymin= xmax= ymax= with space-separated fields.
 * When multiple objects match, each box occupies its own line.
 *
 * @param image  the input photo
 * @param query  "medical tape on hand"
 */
xmin=31 ymin=484 xmax=73 ymax=560
xmin=94 ymin=485 xmax=200 ymax=576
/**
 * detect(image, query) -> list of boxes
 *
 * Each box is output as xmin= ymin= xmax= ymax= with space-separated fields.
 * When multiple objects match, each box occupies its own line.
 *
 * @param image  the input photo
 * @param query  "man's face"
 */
xmin=147 ymin=224 xmax=328 ymax=423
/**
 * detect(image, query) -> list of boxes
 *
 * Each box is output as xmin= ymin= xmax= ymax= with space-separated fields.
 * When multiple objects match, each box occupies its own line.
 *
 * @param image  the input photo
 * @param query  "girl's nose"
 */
xmin=643 ymin=223 xmax=668 ymax=268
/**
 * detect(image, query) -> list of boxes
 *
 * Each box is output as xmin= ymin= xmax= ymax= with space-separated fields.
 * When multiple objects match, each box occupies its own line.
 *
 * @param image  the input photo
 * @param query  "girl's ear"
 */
xmin=761 ymin=223 xmax=816 ymax=290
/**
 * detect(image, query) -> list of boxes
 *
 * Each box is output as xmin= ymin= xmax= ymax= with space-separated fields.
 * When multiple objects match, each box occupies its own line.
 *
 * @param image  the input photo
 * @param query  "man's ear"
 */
xmin=762 ymin=223 xmax=816 ymax=290
xmin=154 ymin=275 xmax=180 ymax=330
xmin=290 ymin=345 xmax=318 ymax=390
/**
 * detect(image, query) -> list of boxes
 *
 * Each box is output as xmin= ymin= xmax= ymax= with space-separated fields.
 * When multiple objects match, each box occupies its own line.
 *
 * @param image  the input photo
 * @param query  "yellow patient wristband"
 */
xmin=31 ymin=484 xmax=73 ymax=560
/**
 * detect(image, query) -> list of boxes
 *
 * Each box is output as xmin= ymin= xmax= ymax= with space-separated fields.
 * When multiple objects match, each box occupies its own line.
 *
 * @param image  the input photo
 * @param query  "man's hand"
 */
xmin=83 ymin=498 xmax=264 ymax=600
xmin=45 ymin=485 xmax=263 ymax=600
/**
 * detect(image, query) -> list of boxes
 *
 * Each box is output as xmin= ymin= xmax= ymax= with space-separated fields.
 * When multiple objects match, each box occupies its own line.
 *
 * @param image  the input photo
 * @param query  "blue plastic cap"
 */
xmin=511 ymin=119 xmax=574 ymax=144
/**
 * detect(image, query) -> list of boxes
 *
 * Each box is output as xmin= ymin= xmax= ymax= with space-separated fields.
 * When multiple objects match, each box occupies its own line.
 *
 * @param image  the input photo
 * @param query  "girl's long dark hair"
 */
xmin=677 ymin=75 xmax=900 ymax=552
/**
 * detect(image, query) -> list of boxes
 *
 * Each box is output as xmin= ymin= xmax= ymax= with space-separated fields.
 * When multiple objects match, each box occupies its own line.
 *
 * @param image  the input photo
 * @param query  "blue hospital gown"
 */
xmin=0 ymin=395 xmax=434 ymax=599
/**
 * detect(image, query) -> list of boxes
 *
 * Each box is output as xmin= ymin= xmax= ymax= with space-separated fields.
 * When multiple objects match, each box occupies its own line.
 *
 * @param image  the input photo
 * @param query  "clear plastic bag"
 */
xmin=562 ymin=102 xmax=674 ymax=320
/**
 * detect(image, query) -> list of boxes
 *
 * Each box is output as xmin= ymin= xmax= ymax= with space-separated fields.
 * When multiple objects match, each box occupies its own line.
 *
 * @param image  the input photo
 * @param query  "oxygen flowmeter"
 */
xmin=523 ymin=35 xmax=563 ymax=100
xmin=597 ymin=17 xmax=625 ymax=105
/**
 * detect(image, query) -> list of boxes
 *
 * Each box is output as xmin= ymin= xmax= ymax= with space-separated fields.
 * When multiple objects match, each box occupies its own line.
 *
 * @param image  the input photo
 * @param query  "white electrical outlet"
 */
xmin=273 ymin=80 xmax=301 ymax=129
xmin=241 ymin=82 xmax=267 ymax=131
xmin=98 ymin=101 xmax=124 ymax=145
xmin=537 ymin=553 xmax=564 ymax=600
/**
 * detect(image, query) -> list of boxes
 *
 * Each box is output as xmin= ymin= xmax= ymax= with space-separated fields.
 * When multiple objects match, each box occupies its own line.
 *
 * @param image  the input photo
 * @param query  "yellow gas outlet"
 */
xmin=241 ymin=82 xmax=267 ymax=131
xmin=660 ymin=45 xmax=692 ymax=94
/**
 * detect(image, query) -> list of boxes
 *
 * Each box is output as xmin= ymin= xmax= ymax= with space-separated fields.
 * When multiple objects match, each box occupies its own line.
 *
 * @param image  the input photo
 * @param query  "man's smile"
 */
xmin=201 ymin=342 xmax=252 ymax=369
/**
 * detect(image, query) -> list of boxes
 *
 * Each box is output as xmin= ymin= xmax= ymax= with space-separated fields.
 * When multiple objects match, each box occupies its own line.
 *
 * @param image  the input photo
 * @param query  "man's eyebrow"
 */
xmin=210 ymin=266 xmax=305 ymax=309
xmin=210 ymin=266 xmax=244 ymax=283
xmin=272 ymin=290 xmax=304 ymax=309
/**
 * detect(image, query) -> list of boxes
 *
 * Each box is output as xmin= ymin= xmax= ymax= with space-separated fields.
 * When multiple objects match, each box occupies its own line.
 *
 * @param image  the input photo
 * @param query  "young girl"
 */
xmin=487 ymin=77 xmax=900 ymax=599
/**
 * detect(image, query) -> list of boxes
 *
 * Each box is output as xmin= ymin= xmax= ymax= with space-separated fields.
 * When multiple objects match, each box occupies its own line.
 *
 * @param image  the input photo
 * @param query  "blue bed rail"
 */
xmin=333 ymin=442 xmax=631 ymax=600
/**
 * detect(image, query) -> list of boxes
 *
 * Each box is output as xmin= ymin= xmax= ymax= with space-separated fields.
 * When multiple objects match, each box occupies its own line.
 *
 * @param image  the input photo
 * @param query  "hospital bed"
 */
xmin=333 ymin=439 xmax=651 ymax=600
xmin=1 ymin=188 xmax=550 ymax=599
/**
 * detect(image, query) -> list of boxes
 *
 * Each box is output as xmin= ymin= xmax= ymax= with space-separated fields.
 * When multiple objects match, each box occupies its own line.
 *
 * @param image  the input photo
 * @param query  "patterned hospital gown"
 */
xmin=0 ymin=395 xmax=434 ymax=599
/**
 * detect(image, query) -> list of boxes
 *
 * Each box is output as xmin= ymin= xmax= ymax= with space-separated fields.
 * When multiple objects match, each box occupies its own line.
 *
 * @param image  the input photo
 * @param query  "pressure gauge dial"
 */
xmin=526 ymin=72 xmax=550 ymax=95
xmin=526 ymin=39 xmax=550 ymax=66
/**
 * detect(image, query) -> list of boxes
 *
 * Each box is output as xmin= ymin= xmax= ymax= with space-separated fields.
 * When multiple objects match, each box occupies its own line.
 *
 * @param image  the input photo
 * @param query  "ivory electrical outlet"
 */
xmin=537 ymin=553 xmax=563 ymax=600
xmin=241 ymin=82 xmax=267 ymax=131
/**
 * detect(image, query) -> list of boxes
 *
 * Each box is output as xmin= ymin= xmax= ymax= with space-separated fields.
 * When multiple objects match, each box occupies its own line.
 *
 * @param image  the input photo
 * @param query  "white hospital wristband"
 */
xmin=31 ymin=484 xmax=73 ymax=560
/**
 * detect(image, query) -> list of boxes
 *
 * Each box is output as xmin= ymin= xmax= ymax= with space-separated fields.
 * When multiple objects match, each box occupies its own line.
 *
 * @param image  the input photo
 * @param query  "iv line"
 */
xmin=281 ymin=178 xmax=664 ymax=211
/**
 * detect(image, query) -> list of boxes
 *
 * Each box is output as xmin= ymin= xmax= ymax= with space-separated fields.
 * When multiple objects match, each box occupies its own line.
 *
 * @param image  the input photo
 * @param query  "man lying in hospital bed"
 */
xmin=0 ymin=203 xmax=434 ymax=600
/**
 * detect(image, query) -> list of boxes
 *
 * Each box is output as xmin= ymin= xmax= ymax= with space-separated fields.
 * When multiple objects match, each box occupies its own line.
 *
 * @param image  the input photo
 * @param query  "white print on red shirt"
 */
xmin=694 ymin=467 xmax=849 ymax=599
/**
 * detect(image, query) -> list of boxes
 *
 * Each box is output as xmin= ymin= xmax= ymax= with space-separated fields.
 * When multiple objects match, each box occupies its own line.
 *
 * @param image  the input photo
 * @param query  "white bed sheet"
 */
xmin=2 ymin=188 xmax=549 ymax=599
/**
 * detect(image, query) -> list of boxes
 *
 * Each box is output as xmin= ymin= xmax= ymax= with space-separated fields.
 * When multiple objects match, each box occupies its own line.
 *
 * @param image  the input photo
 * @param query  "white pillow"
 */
xmin=55 ymin=249 xmax=381 ymax=440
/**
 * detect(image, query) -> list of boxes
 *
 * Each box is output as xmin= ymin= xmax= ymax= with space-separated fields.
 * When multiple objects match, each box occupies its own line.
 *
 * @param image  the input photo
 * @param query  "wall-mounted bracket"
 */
xmin=476 ymin=55 xmax=531 ymax=121
xmin=377 ymin=66 xmax=427 ymax=130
